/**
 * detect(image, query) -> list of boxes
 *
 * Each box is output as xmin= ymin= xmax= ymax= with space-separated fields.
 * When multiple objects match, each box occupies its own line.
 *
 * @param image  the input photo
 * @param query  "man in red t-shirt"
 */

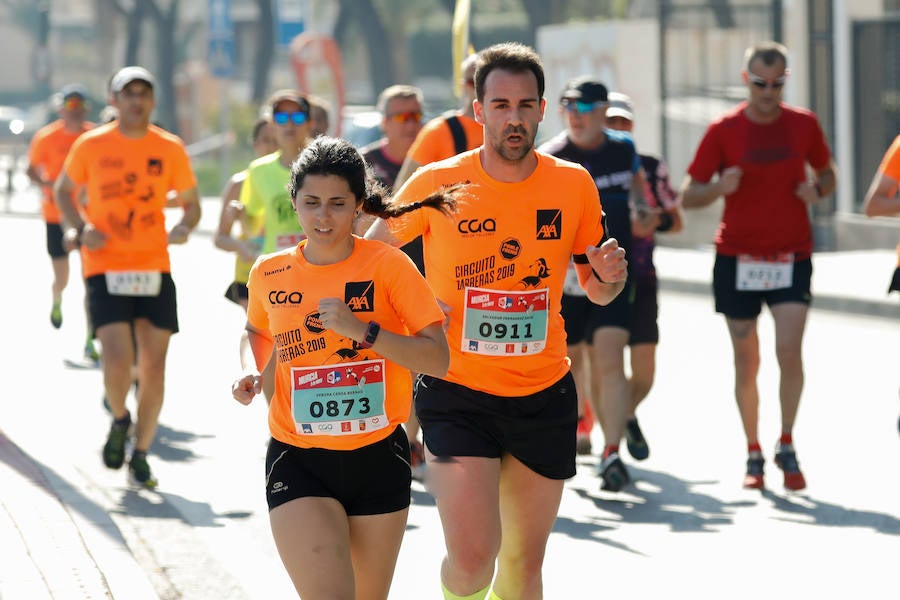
xmin=680 ymin=41 xmax=836 ymax=492
xmin=27 ymin=84 xmax=94 ymax=355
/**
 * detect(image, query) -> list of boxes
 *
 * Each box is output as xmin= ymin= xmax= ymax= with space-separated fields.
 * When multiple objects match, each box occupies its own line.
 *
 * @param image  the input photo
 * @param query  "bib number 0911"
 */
xmin=478 ymin=322 xmax=532 ymax=339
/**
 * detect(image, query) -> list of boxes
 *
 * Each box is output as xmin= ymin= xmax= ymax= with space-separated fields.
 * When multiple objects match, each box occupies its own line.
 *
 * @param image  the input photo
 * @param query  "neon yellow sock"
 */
xmin=441 ymin=581 xmax=490 ymax=600
xmin=488 ymin=592 xmax=505 ymax=600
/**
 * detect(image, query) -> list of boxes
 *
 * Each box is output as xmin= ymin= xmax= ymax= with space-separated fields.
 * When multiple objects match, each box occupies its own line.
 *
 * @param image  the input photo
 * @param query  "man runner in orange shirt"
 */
xmin=27 ymin=84 xmax=95 ymax=358
xmin=55 ymin=66 xmax=200 ymax=489
xmin=368 ymin=42 xmax=627 ymax=600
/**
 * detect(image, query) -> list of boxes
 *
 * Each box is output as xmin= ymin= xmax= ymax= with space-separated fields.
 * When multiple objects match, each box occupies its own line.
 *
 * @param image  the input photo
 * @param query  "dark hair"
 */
xmin=288 ymin=136 xmax=459 ymax=220
xmin=474 ymin=42 xmax=545 ymax=104
xmin=249 ymin=118 xmax=269 ymax=144
xmin=744 ymin=41 xmax=788 ymax=72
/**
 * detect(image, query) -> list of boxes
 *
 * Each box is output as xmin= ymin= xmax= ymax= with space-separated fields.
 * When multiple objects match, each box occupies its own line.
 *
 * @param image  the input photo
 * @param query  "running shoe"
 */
xmin=625 ymin=417 xmax=650 ymax=461
xmin=774 ymin=443 xmax=806 ymax=491
xmin=742 ymin=452 xmax=765 ymax=489
xmin=576 ymin=415 xmax=593 ymax=455
xmin=128 ymin=451 xmax=158 ymax=489
xmin=599 ymin=452 xmax=631 ymax=492
xmin=50 ymin=301 xmax=62 ymax=329
xmin=410 ymin=440 xmax=426 ymax=482
xmin=84 ymin=339 xmax=100 ymax=364
xmin=102 ymin=412 xmax=131 ymax=469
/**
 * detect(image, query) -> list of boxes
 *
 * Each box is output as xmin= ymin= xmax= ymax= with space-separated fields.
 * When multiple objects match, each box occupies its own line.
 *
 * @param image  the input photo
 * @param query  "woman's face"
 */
xmin=293 ymin=174 xmax=358 ymax=253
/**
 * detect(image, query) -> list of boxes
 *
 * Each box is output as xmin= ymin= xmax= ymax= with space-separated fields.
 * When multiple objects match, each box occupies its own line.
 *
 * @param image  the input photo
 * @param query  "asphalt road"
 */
xmin=1 ymin=196 xmax=898 ymax=599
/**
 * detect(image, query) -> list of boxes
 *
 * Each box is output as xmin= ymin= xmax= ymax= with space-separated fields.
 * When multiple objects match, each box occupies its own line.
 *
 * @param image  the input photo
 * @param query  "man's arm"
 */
xmin=680 ymin=166 xmax=742 ymax=209
xmin=168 ymin=186 xmax=201 ymax=244
xmin=575 ymin=238 xmax=628 ymax=306
xmin=863 ymin=171 xmax=900 ymax=217
xmin=54 ymin=172 xmax=83 ymax=229
xmin=364 ymin=218 xmax=403 ymax=247
xmin=393 ymin=156 xmax=422 ymax=191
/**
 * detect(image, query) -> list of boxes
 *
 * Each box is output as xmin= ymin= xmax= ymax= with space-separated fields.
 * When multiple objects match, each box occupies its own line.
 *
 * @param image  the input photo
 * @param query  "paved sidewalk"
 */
xmin=1 ymin=196 xmax=896 ymax=599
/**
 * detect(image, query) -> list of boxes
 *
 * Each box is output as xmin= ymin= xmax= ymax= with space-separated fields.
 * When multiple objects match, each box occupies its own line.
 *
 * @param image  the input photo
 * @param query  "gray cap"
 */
xmin=110 ymin=66 xmax=155 ymax=93
xmin=60 ymin=83 xmax=88 ymax=100
xmin=606 ymin=92 xmax=634 ymax=121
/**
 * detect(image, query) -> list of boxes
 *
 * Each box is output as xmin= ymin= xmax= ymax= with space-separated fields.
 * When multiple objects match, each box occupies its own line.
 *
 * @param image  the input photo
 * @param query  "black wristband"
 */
xmin=592 ymin=269 xmax=609 ymax=284
xmin=358 ymin=321 xmax=381 ymax=349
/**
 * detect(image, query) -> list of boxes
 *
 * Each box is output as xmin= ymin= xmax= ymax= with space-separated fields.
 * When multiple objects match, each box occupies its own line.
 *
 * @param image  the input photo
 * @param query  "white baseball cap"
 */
xmin=110 ymin=66 xmax=155 ymax=93
xmin=606 ymin=92 xmax=634 ymax=121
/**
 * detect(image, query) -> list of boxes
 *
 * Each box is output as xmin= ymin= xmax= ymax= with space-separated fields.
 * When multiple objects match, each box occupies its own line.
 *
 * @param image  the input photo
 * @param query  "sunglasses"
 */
xmin=747 ymin=72 xmax=788 ymax=90
xmin=562 ymin=99 xmax=605 ymax=114
xmin=273 ymin=111 xmax=308 ymax=125
xmin=63 ymin=98 xmax=86 ymax=110
xmin=386 ymin=111 xmax=423 ymax=124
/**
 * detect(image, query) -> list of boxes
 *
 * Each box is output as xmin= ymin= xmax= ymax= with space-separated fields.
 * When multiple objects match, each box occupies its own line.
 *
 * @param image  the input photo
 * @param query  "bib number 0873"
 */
xmin=309 ymin=397 xmax=371 ymax=418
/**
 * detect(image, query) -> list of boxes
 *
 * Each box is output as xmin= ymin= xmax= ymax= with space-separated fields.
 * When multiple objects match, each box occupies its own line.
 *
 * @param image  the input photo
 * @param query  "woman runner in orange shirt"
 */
xmin=232 ymin=136 xmax=457 ymax=599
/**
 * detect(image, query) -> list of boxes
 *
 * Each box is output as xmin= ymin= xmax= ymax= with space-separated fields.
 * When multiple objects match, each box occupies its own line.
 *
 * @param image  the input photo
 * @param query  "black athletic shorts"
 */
xmin=629 ymin=276 xmax=659 ymax=346
xmin=264 ymin=425 xmax=412 ymax=515
xmin=85 ymin=272 xmax=179 ymax=333
xmin=46 ymin=223 xmax=67 ymax=258
xmin=561 ymin=281 xmax=632 ymax=345
xmin=414 ymin=372 xmax=578 ymax=480
xmin=713 ymin=254 xmax=812 ymax=319
xmin=223 ymin=280 xmax=248 ymax=305
xmin=889 ymin=267 xmax=900 ymax=294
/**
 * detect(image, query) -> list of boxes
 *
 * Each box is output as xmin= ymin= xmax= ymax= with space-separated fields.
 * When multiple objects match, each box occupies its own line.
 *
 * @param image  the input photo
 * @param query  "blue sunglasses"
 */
xmin=273 ymin=111 xmax=308 ymax=125
xmin=562 ymin=99 xmax=605 ymax=114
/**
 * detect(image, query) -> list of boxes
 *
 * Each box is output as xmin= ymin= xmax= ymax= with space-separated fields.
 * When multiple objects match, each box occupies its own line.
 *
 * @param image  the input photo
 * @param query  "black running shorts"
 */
xmin=561 ymin=281 xmax=632 ymax=345
xmin=628 ymin=276 xmax=659 ymax=346
xmin=414 ymin=372 xmax=578 ymax=480
xmin=85 ymin=272 xmax=179 ymax=333
xmin=713 ymin=254 xmax=812 ymax=319
xmin=223 ymin=280 xmax=248 ymax=305
xmin=46 ymin=223 xmax=67 ymax=258
xmin=264 ymin=425 xmax=412 ymax=515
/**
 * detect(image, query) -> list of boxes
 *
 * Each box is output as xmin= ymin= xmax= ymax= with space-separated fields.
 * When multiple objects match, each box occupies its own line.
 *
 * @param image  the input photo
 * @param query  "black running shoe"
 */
xmin=625 ymin=417 xmax=649 ymax=461
xmin=774 ymin=443 xmax=806 ymax=491
xmin=102 ymin=412 xmax=131 ymax=469
xmin=599 ymin=452 xmax=631 ymax=492
xmin=128 ymin=451 xmax=158 ymax=489
xmin=743 ymin=452 xmax=765 ymax=489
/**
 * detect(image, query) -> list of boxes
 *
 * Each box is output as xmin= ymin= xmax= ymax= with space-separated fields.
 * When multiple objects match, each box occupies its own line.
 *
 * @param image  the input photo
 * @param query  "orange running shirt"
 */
xmin=388 ymin=149 xmax=606 ymax=396
xmin=877 ymin=135 xmax=900 ymax=267
xmin=63 ymin=122 xmax=197 ymax=277
xmin=28 ymin=119 xmax=93 ymax=223
xmin=406 ymin=113 xmax=483 ymax=166
xmin=246 ymin=237 xmax=444 ymax=450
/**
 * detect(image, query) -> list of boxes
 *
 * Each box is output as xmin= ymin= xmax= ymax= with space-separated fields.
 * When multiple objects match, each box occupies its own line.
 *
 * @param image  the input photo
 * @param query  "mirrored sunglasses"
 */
xmin=63 ymin=98 xmax=86 ymax=110
xmin=386 ymin=111 xmax=423 ymax=124
xmin=747 ymin=73 xmax=787 ymax=89
xmin=562 ymin=99 xmax=605 ymax=114
xmin=273 ymin=111 xmax=308 ymax=125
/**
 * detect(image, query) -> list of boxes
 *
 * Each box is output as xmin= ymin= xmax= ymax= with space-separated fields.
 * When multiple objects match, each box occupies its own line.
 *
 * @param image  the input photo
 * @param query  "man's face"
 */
xmin=605 ymin=115 xmax=633 ymax=133
xmin=113 ymin=81 xmax=154 ymax=127
xmin=561 ymin=98 xmax=608 ymax=148
xmin=744 ymin=57 xmax=787 ymax=117
xmin=474 ymin=68 xmax=545 ymax=163
xmin=272 ymin=99 xmax=310 ymax=152
xmin=382 ymin=96 xmax=423 ymax=151
xmin=60 ymin=95 xmax=88 ymax=123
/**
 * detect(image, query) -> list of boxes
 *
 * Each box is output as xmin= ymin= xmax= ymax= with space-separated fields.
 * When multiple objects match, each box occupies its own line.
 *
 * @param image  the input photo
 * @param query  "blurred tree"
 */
xmin=251 ymin=0 xmax=274 ymax=103
xmin=334 ymin=0 xmax=396 ymax=100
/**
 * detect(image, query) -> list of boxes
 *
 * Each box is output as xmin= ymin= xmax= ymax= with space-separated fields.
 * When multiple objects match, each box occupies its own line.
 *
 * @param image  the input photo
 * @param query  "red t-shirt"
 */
xmin=687 ymin=102 xmax=832 ymax=257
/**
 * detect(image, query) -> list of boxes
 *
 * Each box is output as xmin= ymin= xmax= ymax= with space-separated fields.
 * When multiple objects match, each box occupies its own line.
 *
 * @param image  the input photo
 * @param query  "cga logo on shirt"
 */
xmin=536 ymin=209 xmax=562 ymax=240
xmin=458 ymin=218 xmax=496 ymax=234
xmin=345 ymin=281 xmax=375 ymax=312
xmin=269 ymin=290 xmax=303 ymax=305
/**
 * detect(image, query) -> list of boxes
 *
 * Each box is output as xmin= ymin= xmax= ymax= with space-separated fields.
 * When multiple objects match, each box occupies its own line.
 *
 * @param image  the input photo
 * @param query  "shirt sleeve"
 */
xmin=806 ymin=115 xmax=832 ymax=171
xmin=686 ymin=124 xmax=722 ymax=183
xmin=245 ymin=260 xmax=270 ymax=333
xmin=241 ymin=165 xmax=262 ymax=217
xmin=879 ymin=135 xmax=900 ymax=180
xmin=169 ymin=141 xmax=198 ymax=193
xmin=571 ymin=167 xmax=607 ymax=255
xmin=62 ymin=136 xmax=89 ymax=185
xmin=384 ymin=249 xmax=444 ymax=334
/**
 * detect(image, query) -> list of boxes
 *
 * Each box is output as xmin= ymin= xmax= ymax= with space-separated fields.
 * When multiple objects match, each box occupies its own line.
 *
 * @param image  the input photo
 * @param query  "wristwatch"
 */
xmin=358 ymin=321 xmax=381 ymax=349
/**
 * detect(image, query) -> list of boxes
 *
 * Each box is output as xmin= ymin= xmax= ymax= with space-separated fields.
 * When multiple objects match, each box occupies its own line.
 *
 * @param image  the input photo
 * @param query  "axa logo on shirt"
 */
xmin=345 ymin=281 xmax=375 ymax=312
xmin=536 ymin=209 xmax=562 ymax=240
xmin=269 ymin=290 xmax=303 ymax=305
xmin=458 ymin=218 xmax=496 ymax=235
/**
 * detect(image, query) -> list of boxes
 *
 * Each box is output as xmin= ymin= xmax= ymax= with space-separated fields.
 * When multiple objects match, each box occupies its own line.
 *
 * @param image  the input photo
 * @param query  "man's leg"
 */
xmin=49 ymin=255 xmax=69 ymax=328
xmin=427 ymin=451 xmax=502 ymax=597
xmin=96 ymin=322 xmax=136 ymax=422
xmin=131 ymin=317 xmax=172 ymax=453
xmin=491 ymin=455 xmax=564 ymax=600
xmin=724 ymin=317 xmax=761 ymax=447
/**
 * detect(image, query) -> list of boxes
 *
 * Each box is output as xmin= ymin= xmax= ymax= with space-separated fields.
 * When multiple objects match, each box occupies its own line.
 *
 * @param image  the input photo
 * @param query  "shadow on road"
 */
xmin=113 ymin=488 xmax=252 ymax=528
xmin=150 ymin=422 xmax=215 ymax=463
xmin=566 ymin=466 xmax=752 ymax=536
xmin=762 ymin=489 xmax=900 ymax=535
